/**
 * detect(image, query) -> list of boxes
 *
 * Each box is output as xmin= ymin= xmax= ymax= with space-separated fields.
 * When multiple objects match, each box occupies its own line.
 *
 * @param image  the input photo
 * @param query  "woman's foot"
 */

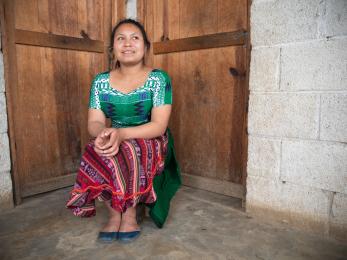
xmin=118 ymin=207 xmax=141 ymax=243
xmin=119 ymin=207 xmax=140 ymax=232
xmin=98 ymin=202 xmax=121 ymax=243
xmin=101 ymin=214 xmax=121 ymax=232
xmin=101 ymin=201 xmax=122 ymax=232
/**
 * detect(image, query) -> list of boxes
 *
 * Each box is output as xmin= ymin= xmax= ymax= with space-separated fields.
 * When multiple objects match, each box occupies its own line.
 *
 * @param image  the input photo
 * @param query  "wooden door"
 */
xmin=138 ymin=0 xmax=250 ymax=199
xmin=1 ymin=0 xmax=119 ymax=203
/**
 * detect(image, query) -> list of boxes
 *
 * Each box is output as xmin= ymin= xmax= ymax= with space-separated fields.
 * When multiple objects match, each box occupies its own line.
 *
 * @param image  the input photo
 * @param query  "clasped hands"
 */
xmin=94 ymin=128 xmax=123 ymax=159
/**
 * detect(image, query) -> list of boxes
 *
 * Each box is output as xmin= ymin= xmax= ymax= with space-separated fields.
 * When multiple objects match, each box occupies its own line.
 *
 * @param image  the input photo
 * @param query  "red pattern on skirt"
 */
xmin=66 ymin=133 xmax=168 ymax=216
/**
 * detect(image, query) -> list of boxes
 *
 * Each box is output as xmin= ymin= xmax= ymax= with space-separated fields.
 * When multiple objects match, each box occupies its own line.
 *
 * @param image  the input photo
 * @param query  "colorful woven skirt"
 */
xmin=66 ymin=133 xmax=168 ymax=217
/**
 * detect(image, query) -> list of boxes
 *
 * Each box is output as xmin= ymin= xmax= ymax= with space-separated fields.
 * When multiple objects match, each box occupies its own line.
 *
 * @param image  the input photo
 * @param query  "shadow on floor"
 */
xmin=0 ymin=186 xmax=346 ymax=260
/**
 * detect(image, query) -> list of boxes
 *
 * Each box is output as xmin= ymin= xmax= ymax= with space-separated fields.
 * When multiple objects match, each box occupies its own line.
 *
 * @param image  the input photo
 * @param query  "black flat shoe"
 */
xmin=118 ymin=230 xmax=141 ymax=243
xmin=97 ymin=231 xmax=119 ymax=243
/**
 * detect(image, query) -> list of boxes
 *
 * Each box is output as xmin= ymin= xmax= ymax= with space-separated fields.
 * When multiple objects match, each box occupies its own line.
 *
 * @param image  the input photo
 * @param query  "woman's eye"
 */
xmin=132 ymin=36 xmax=139 ymax=40
xmin=117 ymin=37 xmax=124 ymax=41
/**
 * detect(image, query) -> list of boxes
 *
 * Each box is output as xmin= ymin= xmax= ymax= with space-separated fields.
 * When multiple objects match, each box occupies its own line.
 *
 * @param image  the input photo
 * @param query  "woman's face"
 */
xmin=113 ymin=23 xmax=146 ymax=67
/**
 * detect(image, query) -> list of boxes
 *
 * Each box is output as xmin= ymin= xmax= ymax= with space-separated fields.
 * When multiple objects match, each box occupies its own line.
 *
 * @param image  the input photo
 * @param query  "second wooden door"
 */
xmin=138 ymin=0 xmax=249 ymax=199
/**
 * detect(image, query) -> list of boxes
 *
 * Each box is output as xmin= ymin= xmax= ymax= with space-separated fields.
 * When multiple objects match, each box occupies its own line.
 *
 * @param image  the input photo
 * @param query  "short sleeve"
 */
xmin=89 ymin=76 xmax=101 ymax=109
xmin=152 ymin=70 xmax=173 ymax=107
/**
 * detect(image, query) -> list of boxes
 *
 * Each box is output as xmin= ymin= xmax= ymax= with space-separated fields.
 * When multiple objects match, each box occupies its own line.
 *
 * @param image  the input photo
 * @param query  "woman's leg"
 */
xmin=119 ymin=206 xmax=140 ymax=232
xmin=101 ymin=201 xmax=122 ymax=232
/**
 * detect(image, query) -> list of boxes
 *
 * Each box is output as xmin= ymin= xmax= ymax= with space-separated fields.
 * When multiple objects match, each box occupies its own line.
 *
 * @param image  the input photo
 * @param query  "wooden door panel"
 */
xmin=140 ymin=0 xmax=249 ymax=198
xmin=165 ymin=46 xmax=246 ymax=183
xmin=2 ymin=0 xmax=113 ymax=201
xmin=15 ymin=45 xmax=104 ymax=188
xmin=15 ymin=0 xmax=104 ymax=40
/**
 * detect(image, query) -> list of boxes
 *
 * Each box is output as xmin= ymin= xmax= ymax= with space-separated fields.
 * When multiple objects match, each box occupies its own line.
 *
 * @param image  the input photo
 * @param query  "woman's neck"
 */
xmin=118 ymin=63 xmax=145 ymax=78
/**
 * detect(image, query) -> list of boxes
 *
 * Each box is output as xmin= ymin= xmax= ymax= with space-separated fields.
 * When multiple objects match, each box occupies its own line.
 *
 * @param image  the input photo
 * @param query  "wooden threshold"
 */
xmin=181 ymin=173 xmax=245 ymax=200
xmin=153 ymin=30 xmax=247 ymax=54
xmin=21 ymin=173 xmax=77 ymax=198
xmin=15 ymin=29 xmax=104 ymax=53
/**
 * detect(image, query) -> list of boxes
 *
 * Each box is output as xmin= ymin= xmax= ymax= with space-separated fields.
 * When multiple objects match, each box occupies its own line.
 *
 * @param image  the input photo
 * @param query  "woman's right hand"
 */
xmin=94 ymin=128 xmax=123 ymax=158
xmin=94 ymin=132 xmax=108 ymax=156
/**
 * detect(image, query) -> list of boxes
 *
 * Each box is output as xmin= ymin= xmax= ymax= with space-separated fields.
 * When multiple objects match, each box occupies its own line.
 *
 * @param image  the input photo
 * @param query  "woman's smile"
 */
xmin=121 ymin=50 xmax=135 ymax=54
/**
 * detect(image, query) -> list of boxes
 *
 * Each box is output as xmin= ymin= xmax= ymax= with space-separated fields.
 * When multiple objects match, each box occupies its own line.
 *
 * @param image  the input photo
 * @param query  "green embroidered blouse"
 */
xmin=89 ymin=69 xmax=172 ymax=128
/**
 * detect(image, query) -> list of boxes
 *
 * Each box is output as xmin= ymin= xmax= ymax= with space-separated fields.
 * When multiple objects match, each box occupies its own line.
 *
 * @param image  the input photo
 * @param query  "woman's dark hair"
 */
xmin=109 ymin=18 xmax=151 ymax=69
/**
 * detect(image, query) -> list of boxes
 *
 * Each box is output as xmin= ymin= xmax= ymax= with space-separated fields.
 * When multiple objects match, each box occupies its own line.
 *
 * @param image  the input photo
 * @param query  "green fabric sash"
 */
xmin=146 ymin=129 xmax=181 ymax=228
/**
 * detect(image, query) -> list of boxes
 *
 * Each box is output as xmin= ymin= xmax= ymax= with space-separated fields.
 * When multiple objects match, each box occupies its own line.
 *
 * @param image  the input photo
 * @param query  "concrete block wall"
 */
xmin=0 ymin=29 xmax=14 ymax=209
xmin=246 ymin=0 xmax=347 ymax=242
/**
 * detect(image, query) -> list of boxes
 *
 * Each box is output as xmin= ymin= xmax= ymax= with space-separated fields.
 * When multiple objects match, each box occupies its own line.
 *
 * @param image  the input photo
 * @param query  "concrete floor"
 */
xmin=0 ymin=186 xmax=346 ymax=260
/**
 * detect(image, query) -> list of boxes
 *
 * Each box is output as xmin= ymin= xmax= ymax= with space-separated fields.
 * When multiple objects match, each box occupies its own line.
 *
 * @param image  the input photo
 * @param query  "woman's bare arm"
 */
xmin=88 ymin=109 xmax=107 ymax=137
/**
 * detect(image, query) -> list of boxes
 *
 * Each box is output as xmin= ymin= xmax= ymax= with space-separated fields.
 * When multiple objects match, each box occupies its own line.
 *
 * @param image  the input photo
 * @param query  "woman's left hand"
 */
xmin=95 ymin=128 xmax=123 ymax=158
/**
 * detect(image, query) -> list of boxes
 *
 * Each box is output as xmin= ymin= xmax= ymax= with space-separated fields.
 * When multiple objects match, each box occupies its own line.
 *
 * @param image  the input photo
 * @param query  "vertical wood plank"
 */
xmin=179 ymin=0 xmax=218 ymax=38
xmin=37 ymin=0 xmax=50 ymax=32
xmin=114 ymin=0 xmax=126 ymax=24
xmin=137 ymin=0 xmax=145 ymax=24
xmin=48 ymin=0 xmax=79 ymax=37
xmin=153 ymin=0 xmax=164 ymax=42
xmin=152 ymin=0 xmax=165 ymax=69
xmin=215 ymin=46 xmax=246 ymax=183
xmin=166 ymin=0 xmax=181 ymax=152
xmin=103 ymin=0 xmax=112 ymax=70
xmin=15 ymin=0 xmax=41 ymax=32
xmin=144 ymin=0 xmax=154 ymax=67
xmin=40 ymin=47 xmax=59 ymax=178
xmin=178 ymin=48 xmax=218 ymax=179
xmin=86 ymin=0 xmax=103 ymax=40
xmin=77 ymin=0 xmax=88 ymax=38
xmin=77 ymin=52 xmax=104 ymax=148
xmin=218 ymin=0 xmax=247 ymax=32
xmin=15 ymin=45 xmax=47 ymax=184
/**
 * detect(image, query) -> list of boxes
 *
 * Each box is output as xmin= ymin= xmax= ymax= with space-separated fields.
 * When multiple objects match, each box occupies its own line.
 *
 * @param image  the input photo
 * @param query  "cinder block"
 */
xmin=246 ymin=175 xmax=330 ymax=231
xmin=247 ymin=136 xmax=281 ymax=179
xmin=322 ymin=0 xmax=347 ymax=37
xmin=250 ymin=47 xmax=280 ymax=91
xmin=0 ymin=171 xmax=14 ymax=210
xmin=321 ymin=94 xmax=347 ymax=143
xmin=281 ymin=140 xmax=347 ymax=194
xmin=0 ymin=93 xmax=8 ymax=133
xmin=246 ymin=175 xmax=283 ymax=210
xmin=0 ymin=133 xmax=11 ymax=172
xmin=251 ymin=0 xmax=319 ymax=46
xmin=0 ymin=54 xmax=4 ymax=93
xmin=248 ymin=93 xmax=319 ymax=138
xmin=330 ymin=192 xmax=347 ymax=241
xmin=281 ymin=39 xmax=347 ymax=91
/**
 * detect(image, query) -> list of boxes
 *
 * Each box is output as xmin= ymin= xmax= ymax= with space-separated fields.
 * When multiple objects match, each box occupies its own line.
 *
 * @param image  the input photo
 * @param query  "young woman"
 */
xmin=66 ymin=19 xmax=180 ymax=243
